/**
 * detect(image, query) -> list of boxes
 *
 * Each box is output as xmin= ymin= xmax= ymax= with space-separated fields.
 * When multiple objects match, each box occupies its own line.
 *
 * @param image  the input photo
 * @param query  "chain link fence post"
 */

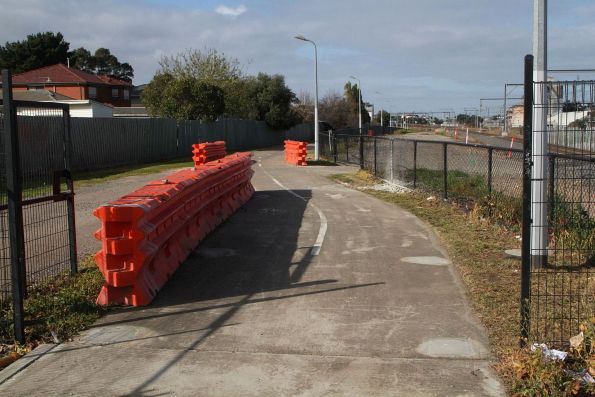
xmin=413 ymin=141 xmax=418 ymax=189
xmin=443 ymin=142 xmax=448 ymax=199
xmin=520 ymin=54 xmax=534 ymax=347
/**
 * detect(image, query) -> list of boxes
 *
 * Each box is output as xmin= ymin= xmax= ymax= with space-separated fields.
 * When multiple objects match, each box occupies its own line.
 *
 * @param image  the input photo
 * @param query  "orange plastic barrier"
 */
xmin=192 ymin=141 xmax=226 ymax=166
xmin=284 ymin=140 xmax=307 ymax=166
xmin=93 ymin=152 xmax=254 ymax=306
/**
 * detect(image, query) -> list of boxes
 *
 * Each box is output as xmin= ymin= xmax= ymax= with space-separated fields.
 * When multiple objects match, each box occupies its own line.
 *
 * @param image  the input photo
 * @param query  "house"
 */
xmin=0 ymin=89 xmax=113 ymax=118
xmin=3 ymin=63 xmax=132 ymax=107
xmin=506 ymin=104 xmax=524 ymax=128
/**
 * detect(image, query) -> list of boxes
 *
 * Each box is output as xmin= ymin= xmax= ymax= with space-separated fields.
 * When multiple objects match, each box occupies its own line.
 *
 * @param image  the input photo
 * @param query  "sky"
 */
xmin=1 ymin=0 xmax=595 ymax=114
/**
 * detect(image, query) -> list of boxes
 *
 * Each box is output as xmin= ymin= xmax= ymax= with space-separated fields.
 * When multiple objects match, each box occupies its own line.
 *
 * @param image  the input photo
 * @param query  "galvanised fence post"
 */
xmin=413 ymin=141 xmax=418 ymax=189
xmin=390 ymin=138 xmax=394 ymax=181
xmin=520 ymin=54 xmax=534 ymax=347
xmin=2 ymin=70 xmax=26 ymax=344
xmin=488 ymin=147 xmax=493 ymax=196
xmin=443 ymin=142 xmax=448 ymax=199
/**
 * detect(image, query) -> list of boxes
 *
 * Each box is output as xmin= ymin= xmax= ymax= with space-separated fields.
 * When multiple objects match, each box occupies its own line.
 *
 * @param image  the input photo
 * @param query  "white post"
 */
xmin=295 ymin=35 xmax=319 ymax=160
xmin=313 ymin=41 xmax=319 ymax=161
xmin=531 ymin=0 xmax=549 ymax=267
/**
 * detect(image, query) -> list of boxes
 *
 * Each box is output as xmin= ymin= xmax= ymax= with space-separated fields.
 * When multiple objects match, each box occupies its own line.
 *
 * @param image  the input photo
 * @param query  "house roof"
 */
xmin=11 ymin=64 xmax=131 ymax=86
xmin=0 ymin=89 xmax=114 ymax=109
xmin=0 ymin=89 xmax=74 ymax=101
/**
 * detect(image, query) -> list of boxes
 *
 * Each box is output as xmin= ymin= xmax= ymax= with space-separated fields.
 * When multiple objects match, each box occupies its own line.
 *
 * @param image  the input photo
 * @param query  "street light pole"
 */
xmin=350 ymin=76 xmax=362 ymax=135
xmin=295 ymin=35 xmax=319 ymax=161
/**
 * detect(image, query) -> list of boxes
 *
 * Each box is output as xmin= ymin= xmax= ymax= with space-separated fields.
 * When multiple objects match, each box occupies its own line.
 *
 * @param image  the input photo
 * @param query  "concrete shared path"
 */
xmin=0 ymin=149 xmax=504 ymax=396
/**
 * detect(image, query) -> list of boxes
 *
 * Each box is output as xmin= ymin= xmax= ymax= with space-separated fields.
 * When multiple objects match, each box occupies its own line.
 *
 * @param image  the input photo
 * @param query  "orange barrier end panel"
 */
xmin=192 ymin=140 xmax=227 ymax=166
xmin=93 ymin=151 xmax=254 ymax=306
xmin=284 ymin=140 xmax=308 ymax=166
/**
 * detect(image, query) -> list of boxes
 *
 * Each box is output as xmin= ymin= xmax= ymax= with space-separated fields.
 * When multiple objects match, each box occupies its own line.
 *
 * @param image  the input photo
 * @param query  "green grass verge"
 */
xmin=0 ymin=256 xmax=107 ymax=364
xmin=73 ymin=158 xmax=194 ymax=189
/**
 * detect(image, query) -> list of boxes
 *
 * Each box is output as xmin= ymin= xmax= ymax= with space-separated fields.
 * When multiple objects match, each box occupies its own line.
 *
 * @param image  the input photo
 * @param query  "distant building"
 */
xmin=506 ymin=104 xmax=524 ymax=128
xmin=3 ymin=64 xmax=132 ymax=107
xmin=0 ymin=89 xmax=113 ymax=118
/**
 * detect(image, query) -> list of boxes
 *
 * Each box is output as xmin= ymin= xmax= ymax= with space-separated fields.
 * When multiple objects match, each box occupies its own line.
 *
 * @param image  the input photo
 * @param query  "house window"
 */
xmin=123 ymin=89 xmax=130 ymax=100
xmin=112 ymin=88 xmax=119 ymax=98
xmin=88 ymin=86 xmax=97 ymax=98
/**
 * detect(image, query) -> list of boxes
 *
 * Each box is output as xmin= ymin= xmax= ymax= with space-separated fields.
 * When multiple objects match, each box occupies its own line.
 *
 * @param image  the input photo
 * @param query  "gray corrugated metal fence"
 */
xmin=55 ymin=117 xmax=313 ymax=172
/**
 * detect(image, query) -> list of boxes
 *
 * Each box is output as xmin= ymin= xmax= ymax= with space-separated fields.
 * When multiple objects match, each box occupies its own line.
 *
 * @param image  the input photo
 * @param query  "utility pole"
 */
xmin=532 ymin=0 xmax=548 ymax=268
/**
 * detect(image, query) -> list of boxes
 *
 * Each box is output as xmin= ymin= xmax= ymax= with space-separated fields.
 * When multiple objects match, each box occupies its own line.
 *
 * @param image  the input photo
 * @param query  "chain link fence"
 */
xmin=321 ymin=105 xmax=594 ymax=348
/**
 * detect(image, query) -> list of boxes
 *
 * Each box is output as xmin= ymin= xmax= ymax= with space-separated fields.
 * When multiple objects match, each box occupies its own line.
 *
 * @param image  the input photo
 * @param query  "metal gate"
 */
xmin=1 ymin=70 xmax=77 ymax=342
xmin=520 ymin=56 xmax=595 ymax=348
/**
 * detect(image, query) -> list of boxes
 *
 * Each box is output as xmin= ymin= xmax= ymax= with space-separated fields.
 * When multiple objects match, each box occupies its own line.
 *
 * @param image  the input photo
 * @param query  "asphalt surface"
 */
xmin=0 ymin=148 xmax=504 ymax=396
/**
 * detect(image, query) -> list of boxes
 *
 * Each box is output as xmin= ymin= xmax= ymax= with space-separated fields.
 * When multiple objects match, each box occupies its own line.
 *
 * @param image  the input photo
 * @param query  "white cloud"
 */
xmin=214 ymin=4 xmax=247 ymax=18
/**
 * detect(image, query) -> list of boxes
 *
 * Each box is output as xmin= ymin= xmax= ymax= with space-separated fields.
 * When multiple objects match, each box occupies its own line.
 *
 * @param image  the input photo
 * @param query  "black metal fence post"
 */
xmin=62 ymin=110 xmax=78 ymax=274
xmin=443 ymin=142 xmax=448 ymax=199
xmin=488 ymin=147 xmax=493 ymax=196
xmin=413 ymin=141 xmax=418 ymax=188
xmin=520 ymin=54 xmax=534 ymax=347
xmin=2 ymin=70 xmax=26 ymax=344
xmin=346 ymin=136 xmax=349 ymax=163
xmin=359 ymin=135 xmax=364 ymax=170
xmin=333 ymin=133 xmax=338 ymax=163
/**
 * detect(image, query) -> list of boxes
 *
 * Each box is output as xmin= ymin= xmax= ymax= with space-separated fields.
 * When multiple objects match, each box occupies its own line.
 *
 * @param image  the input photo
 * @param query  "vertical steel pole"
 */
xmin=359 ymin=135 xmax=364 ymax=170
xmin=504 ymin=84 xmax=508 ymax=134
xmin=443 ymin=143 xmax=448 ymax=199
xmin=2 ymin=70 xmax=26 ymax=344
xmin=531 ymin=0 xmax=549 ymax=268
xmin=62 ymin=110 xmax=77 ymax=274
xmin=313 ymin=41 xmax=319 ymax=161
xmin=488 ymin=147 xmax=493 ymax=196
xmin=521 ymin=55 xmax=534 ymax=347
xmin=390 ymin=138 xmax=394 ymax=181
xmin=413 ymin=141 xmax=418 ymax=188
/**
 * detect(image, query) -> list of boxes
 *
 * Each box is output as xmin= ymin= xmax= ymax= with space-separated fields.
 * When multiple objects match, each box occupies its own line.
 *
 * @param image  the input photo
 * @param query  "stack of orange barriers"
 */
xmin=284 ymin=140 xmax=307 ymax=166
xmin=192 ymin=141 xmax=226 ymax=166
xmin=93 ymin=152 xmax=254 ymax=306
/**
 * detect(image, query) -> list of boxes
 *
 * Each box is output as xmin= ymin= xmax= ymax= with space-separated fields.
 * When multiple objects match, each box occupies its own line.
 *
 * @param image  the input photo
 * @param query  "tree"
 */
xmin=244 ymin=73 xmax=300 ymax=129
xmin=319 ymin=91 xmax=352 ymax=130
xmin=373 ymin=110 xmax=391 ymax=126
xmin=456 ymin=114 xmax=483 ymax=127
xmin=71 ymin=47 xmax=134 ymax=82
xmin=293 ymin=90 xmax=315 ymax=123
xmin=0 ymin=32 xmax=70 ymax=73
xmin=0 ymin=31 xmax=134 ymax=81
xmin=157 ymin=48 xmax=247 ymax=116
xmin=344 ymin=82 xmax=371 ymax=125
xmin=142 ymin=73 xmax=225 ymax=121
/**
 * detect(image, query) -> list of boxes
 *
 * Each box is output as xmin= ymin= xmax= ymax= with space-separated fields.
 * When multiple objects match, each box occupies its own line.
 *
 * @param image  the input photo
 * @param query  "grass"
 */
xmin=73 ymin=158 xmax=194 ymax=189
xmin=0 ymin=256 xmax=107 ymax=366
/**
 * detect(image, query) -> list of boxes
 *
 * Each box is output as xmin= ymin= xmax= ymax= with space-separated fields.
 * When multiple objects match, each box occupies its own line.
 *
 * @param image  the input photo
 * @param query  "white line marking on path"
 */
xmin=262 ymin=169 xmax=328 ymax=256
